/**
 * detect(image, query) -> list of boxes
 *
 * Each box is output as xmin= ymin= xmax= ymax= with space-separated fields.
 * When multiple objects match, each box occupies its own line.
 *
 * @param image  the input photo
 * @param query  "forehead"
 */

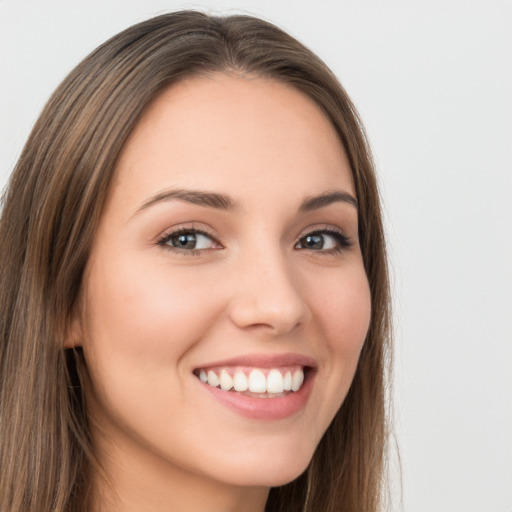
xmin=112 ymin=73 xmax=354 ymax=212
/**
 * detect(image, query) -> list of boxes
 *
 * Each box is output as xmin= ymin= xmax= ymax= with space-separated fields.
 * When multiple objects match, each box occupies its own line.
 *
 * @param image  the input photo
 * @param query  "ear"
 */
xmin=64 ymin=303 xmax=84 ymax=349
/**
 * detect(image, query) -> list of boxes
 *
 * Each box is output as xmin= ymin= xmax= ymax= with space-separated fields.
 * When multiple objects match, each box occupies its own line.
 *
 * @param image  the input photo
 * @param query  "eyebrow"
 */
xmin=134 ymin=187 xmax=357 ymax=216
xmin=298 ymin=190 xmax=358 ymax=211
xmin=136 ymin=188 xmax=239 ymax=214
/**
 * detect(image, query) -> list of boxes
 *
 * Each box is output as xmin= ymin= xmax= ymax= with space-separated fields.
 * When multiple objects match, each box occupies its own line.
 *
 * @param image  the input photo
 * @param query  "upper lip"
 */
xmin=194 ymin=352 xmax=317 ymax=371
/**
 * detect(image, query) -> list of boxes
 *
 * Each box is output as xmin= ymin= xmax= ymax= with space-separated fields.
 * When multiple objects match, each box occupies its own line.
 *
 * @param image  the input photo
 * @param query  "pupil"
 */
xmin=175 ymin=233 xmax=196 ymax=249
xmin=304 ymin=234 xmax=323 ymax=249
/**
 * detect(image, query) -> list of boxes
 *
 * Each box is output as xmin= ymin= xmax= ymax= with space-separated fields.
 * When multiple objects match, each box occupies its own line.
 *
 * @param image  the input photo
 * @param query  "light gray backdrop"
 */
xmin=1 ymin=1 xmax=511 ymax=511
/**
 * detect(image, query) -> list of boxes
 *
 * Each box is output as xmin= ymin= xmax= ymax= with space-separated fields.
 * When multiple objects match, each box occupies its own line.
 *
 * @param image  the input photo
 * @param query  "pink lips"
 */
xmin=194 ymin=353 xmax=316 ymax=420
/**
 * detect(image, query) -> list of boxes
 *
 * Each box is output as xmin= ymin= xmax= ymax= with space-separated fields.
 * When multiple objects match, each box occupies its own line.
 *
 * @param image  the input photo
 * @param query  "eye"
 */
xmin=157 ymin=228 xmax=220 ymax=252
xmin=295 ymin=229 xmax=352 ymax=253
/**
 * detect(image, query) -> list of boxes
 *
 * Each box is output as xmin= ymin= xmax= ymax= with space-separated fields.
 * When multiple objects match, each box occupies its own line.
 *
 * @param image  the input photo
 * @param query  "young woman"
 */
xmin=0 ymin=11 xmax=391 ymax=512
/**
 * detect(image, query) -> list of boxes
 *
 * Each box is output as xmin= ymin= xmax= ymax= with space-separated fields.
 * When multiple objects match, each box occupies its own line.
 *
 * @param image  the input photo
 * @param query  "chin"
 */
xmin=208 ymin=440 xmax=315 ymax=488
xmin=253 ymin=463 xmax=310 ymax=488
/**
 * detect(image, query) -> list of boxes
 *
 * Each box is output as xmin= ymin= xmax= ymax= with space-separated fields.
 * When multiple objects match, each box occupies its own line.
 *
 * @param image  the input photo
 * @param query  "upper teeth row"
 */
xmin=198 ymin=368 xmax=305 ymax=394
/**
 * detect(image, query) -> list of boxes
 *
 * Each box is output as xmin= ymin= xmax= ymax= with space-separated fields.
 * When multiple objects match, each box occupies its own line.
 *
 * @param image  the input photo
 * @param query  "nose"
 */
xmin=227 ymin=246 xmax=312 ymax=335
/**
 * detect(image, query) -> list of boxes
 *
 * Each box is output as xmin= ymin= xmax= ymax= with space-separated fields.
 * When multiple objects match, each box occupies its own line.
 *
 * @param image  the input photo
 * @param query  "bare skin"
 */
xmin=72 ymin=73 xmax=371 ymax=511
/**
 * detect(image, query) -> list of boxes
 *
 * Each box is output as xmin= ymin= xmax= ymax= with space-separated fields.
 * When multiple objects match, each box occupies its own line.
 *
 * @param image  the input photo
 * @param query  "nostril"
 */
xmin=228 ymin=299 xmax=310 ymax=335
xmin=226 ymin=259 xmax=311 ymax=334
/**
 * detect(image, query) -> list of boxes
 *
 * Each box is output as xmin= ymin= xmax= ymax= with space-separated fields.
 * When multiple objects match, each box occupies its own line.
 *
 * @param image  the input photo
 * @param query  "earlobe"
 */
xmin=64 ymin=306 xmax=84 ymax=349
xmin=64 ymin=318 xmax=82 ymax=348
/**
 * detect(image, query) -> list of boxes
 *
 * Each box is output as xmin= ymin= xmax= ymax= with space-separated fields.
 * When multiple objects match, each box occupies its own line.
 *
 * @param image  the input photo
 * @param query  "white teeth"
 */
xmin=291 ymin=369 xmax=304 ymax=392
xmin=233 ymin=371 xmax=249 ymax=392
xmin=266 ymin=369 xmax=284 ymax=394
xmin=207 ymin=370 xmax=219 ymax=387
xmin=198 ymin=367 xmax=306 ymax=394
xmin=219 ymin=370 xmax=233 ymax=391
xmin=283 ymin=371 xmax=292 ymax=391
xmin=248 ymin=369 xmax=267 ymax=393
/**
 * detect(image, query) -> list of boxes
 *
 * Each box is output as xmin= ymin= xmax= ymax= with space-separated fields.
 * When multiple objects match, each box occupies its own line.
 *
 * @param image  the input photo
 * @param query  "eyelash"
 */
xmin=156 ymin=226 xmax=221 ymax=256
xmin=295 ymin=227 xmax=353 ymax=255
xmin=156 ymin=226 xmax=353 ymax=256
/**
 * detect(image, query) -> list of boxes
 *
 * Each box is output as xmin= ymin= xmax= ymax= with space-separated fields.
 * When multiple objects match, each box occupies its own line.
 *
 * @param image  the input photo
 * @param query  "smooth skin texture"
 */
xmin=74 ymin=74 xmax=372 ymax=512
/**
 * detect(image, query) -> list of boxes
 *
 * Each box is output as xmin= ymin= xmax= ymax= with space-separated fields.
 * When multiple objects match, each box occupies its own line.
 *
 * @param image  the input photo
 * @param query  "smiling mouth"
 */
xmin=193 ymin=366 xmax=308 ymax=397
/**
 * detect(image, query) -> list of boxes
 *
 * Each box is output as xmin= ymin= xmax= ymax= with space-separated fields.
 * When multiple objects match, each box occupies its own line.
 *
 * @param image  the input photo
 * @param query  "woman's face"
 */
xmin=78 ymin=74 xmax=371 ymax=491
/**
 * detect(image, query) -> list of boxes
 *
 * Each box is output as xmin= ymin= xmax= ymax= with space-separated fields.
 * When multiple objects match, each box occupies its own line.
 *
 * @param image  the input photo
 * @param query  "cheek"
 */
xmin=288 ymin=262 xmax=371 ymax=450
xmin=82 ymin=255 xmax=223 ymax=377
xmin=313 ymin=267 xmax=372 ymax=353
xmin=306 ymin=262 xmax=372 ymax=418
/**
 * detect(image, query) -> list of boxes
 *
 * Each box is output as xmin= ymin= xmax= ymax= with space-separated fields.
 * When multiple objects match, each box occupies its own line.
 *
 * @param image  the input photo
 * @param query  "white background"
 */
xmin=1 ymin=1 xmax=511 ymax=511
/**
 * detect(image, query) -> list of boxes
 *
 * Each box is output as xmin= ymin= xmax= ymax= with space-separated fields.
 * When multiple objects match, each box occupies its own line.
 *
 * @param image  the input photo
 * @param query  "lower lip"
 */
xmin=197 ymin=371 xmax=315 ymax=420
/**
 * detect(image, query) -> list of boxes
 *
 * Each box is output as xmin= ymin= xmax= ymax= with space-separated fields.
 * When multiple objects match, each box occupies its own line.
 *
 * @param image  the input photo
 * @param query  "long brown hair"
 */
xmin=0 ymin=11 xmax=391 ymax=512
